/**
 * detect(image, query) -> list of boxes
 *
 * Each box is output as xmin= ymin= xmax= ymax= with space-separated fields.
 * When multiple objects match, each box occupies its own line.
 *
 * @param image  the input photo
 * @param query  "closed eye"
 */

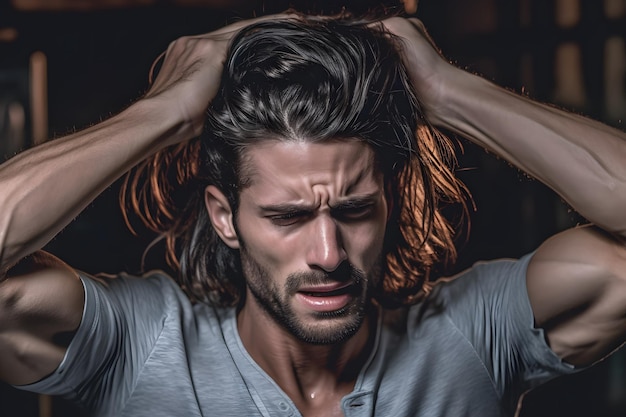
xmin=267 ymin=211 xmax=312 ymax=227
xmin=331 ymin=203 xmax=375 ymax=222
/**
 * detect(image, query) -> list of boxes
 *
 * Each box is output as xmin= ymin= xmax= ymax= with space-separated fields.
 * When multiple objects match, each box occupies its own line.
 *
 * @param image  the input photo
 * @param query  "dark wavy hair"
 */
xmin=121 ymin=18 xmax=469 ymax=308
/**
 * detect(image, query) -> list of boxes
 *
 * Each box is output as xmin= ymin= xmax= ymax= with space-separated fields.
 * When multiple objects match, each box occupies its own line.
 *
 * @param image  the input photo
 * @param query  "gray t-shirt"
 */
xmin=18 ymin=254 xmax=577 ymax=416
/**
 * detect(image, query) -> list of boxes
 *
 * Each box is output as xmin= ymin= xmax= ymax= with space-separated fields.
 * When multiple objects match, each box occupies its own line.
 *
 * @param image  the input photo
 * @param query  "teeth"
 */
xmin=303 ymin=287 xmax=349 ymax=297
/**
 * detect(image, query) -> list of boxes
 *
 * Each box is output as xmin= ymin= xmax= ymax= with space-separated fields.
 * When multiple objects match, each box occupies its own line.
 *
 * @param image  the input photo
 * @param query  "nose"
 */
xmin=305 ymin=215 xmax=347 ymax=272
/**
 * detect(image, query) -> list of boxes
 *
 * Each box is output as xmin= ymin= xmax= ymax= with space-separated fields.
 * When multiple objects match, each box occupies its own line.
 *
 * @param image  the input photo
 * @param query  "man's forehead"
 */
xmin=238 ymin=139 xmax=382 ymax=193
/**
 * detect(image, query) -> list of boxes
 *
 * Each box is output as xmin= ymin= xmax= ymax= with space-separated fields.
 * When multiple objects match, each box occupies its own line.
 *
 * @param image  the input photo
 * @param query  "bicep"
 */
xmin=527 ymin=225 xmax=626 ymax=366
xmin=0 ymin=251 xmax=84 ymax=385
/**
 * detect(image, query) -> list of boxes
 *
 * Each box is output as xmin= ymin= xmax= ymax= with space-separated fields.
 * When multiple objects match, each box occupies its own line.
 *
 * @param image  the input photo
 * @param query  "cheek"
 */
xmin=341 ymin=220 xmax=387 ymax=270
xmin=236 ymin=214 xmax=295 ymax=273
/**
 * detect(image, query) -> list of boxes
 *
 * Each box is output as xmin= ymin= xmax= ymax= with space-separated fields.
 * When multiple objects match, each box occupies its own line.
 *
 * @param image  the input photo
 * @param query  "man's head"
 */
xmin=207 ymin=139 xmax=387 ymax=344
xmin=124 ymin=17 xmax=466 ymax=314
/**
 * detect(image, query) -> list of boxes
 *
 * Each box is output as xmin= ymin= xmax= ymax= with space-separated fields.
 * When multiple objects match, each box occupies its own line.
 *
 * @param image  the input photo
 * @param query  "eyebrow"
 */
xmin=258 ymin=193 xmax=381 ymax=214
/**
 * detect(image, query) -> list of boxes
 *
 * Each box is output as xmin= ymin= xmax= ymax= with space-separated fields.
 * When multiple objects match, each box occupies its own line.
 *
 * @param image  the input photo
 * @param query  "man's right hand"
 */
xmin=142 ymin=13 xmax=293 ymax=143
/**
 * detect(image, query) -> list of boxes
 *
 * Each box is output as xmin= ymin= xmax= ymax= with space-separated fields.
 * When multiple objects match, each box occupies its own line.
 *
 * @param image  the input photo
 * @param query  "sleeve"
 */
xmin=438 ymin=253 xmax=581 ymax=407
xmin=14 ymin=270 xmax=180 ymax=414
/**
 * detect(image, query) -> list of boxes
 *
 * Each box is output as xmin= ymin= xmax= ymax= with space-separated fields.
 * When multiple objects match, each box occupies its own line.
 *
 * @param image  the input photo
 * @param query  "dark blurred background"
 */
xmin=1 ymin=0 xmax=625 ymax=416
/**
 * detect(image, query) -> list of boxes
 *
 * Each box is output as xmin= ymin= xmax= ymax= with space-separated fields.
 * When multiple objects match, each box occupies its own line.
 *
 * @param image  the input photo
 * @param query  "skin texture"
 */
xmin=383 ymin=17 xmax=626 ymax=366
xmin=0 ymin=252 xmax=83 ymax=385
xmin=0 ymin=14 xmax=289 ymax=386
xmin=205 ymin=140 xmax=387 ymax=414
xmin=0 ymin=12 xmax=626 ymax=416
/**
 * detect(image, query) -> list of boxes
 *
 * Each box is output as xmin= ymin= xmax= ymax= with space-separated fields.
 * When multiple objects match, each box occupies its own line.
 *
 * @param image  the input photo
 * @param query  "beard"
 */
xmin=239 ymin=245 xmax=381 ymax=345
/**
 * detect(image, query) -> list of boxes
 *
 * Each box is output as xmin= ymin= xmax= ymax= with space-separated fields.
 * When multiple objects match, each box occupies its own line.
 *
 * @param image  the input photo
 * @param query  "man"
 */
xmin=1 ymin=12 xmax=625 ymax=417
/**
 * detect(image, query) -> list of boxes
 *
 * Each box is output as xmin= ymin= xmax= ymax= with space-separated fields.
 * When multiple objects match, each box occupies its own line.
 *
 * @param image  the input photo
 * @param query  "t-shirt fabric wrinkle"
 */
xmin=17 ymin=253 xmax=578 ymax=416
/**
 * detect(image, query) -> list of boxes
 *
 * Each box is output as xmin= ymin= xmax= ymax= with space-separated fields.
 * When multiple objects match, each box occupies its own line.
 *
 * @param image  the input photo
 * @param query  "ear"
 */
xmin=205 ymin=185 xmax=240 ymax=249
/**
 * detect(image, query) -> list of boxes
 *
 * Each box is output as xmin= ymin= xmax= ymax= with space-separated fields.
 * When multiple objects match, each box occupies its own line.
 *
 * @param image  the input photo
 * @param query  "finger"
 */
xmin=203 ymin=12 xmax=295 ymax=38
xmin=149 ymin=12 xmax=297 ymax=84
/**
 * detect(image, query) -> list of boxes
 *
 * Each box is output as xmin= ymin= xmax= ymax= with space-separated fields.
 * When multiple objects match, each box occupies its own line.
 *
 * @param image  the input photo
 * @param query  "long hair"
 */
xmin=121 ymin=18 xmax=469 ymax=308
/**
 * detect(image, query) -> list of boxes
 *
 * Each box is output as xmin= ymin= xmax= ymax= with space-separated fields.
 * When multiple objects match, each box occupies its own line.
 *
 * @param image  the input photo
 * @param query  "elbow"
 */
xmin=602 ymin=179 xmax=626 ymax=235
xmin=574 ymin=180 xmax=626 ymax=238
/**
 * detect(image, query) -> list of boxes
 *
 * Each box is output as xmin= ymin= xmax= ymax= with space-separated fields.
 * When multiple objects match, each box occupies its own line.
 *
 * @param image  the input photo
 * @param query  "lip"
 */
xmin=297 ymin=282 xmax=353 ymax=294
xmin=295 ymin=282 xmax=355 ymax=313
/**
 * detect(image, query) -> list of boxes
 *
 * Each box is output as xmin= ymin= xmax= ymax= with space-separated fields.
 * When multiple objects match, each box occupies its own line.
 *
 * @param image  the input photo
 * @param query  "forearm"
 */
xmin=431 ymin=67 xmax=626 ymax=236
xmin=0 ymin=97 xmax=193 ymax=271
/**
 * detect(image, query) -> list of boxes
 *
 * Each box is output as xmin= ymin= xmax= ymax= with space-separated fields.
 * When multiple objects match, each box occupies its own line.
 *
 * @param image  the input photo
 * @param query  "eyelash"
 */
xmin=268 ymin=205 xmax=374 ymax=226
xmin=335 ymin=204 xmax=374 ymax=220
xmin=269 ymin=212 xmax=310 ymax=226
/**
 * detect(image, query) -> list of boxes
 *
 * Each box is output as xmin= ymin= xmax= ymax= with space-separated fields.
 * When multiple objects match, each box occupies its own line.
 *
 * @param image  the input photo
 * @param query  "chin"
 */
xmin=284 ymin=301 xmax=369 ymax=345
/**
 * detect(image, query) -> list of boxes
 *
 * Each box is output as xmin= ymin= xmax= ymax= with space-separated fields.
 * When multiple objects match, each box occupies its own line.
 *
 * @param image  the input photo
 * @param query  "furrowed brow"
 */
xmin=258 ymin=203 xmax=315 ymax=214
xmin=258 ymin=193 xmax=381 ymax=214
xmin=330 ymin=194 xmax=380 ymax=210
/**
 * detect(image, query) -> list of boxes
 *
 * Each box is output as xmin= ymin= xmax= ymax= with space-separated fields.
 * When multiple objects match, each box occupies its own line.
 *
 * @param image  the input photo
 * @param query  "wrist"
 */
xmin=125 ymin=96 xmax=203 ymax=150
xmin=424 ymin=66 xmax=490 ymax=131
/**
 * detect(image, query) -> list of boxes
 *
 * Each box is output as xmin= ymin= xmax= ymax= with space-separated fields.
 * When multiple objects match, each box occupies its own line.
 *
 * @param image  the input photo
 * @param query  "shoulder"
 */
xmin=19 ymin=269 xmax=227 ymax=412
xmin=428 ymin=254 xmax=534 ymax=309
xmin=399 ymin=253 xmax=577 ymax=402
xmin=399 ymin=254 xmax=535 ymax=340
xmin=80 ymin=269 xmax=230 ymax=342
xmin=406 ymin=253 xmax=539 ymax=353
xmin=69 ymin=269 xmax=193 ymax=367
xmin=81 ymin=269 xmax=189 ymax=312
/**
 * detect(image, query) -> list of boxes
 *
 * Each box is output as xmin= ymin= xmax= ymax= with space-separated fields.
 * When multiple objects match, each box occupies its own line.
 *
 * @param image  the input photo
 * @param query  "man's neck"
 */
xmin=236 ymin=299 xmax=377 ymax=414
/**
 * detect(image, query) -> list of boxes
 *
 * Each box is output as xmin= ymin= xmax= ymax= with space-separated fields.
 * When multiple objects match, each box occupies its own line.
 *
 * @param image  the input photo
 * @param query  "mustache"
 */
xmin=285 ymin=262 xmax=366 ymax=295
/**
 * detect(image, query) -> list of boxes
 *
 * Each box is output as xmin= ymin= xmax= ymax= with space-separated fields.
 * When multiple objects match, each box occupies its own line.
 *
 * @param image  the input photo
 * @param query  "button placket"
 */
xmin=274 ymin=400 xmax=296 ymax=416
xmin=342 ymin=391 xmax=374 ymax=417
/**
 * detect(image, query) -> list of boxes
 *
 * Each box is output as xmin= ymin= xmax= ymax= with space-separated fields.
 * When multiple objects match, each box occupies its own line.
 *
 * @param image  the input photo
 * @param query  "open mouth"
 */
xmin=298 ymin=282 xmax=356 ymax=297
xmin=295 ymin=283 xmax=358 ymax=312
xmin=300 ymin=287 xmax=353 ymax=297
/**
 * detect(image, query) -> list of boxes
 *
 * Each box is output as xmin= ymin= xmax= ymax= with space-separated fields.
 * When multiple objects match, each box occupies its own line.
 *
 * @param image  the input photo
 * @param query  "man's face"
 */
xmin=224 ymin=140 xmax=388 ymax=344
